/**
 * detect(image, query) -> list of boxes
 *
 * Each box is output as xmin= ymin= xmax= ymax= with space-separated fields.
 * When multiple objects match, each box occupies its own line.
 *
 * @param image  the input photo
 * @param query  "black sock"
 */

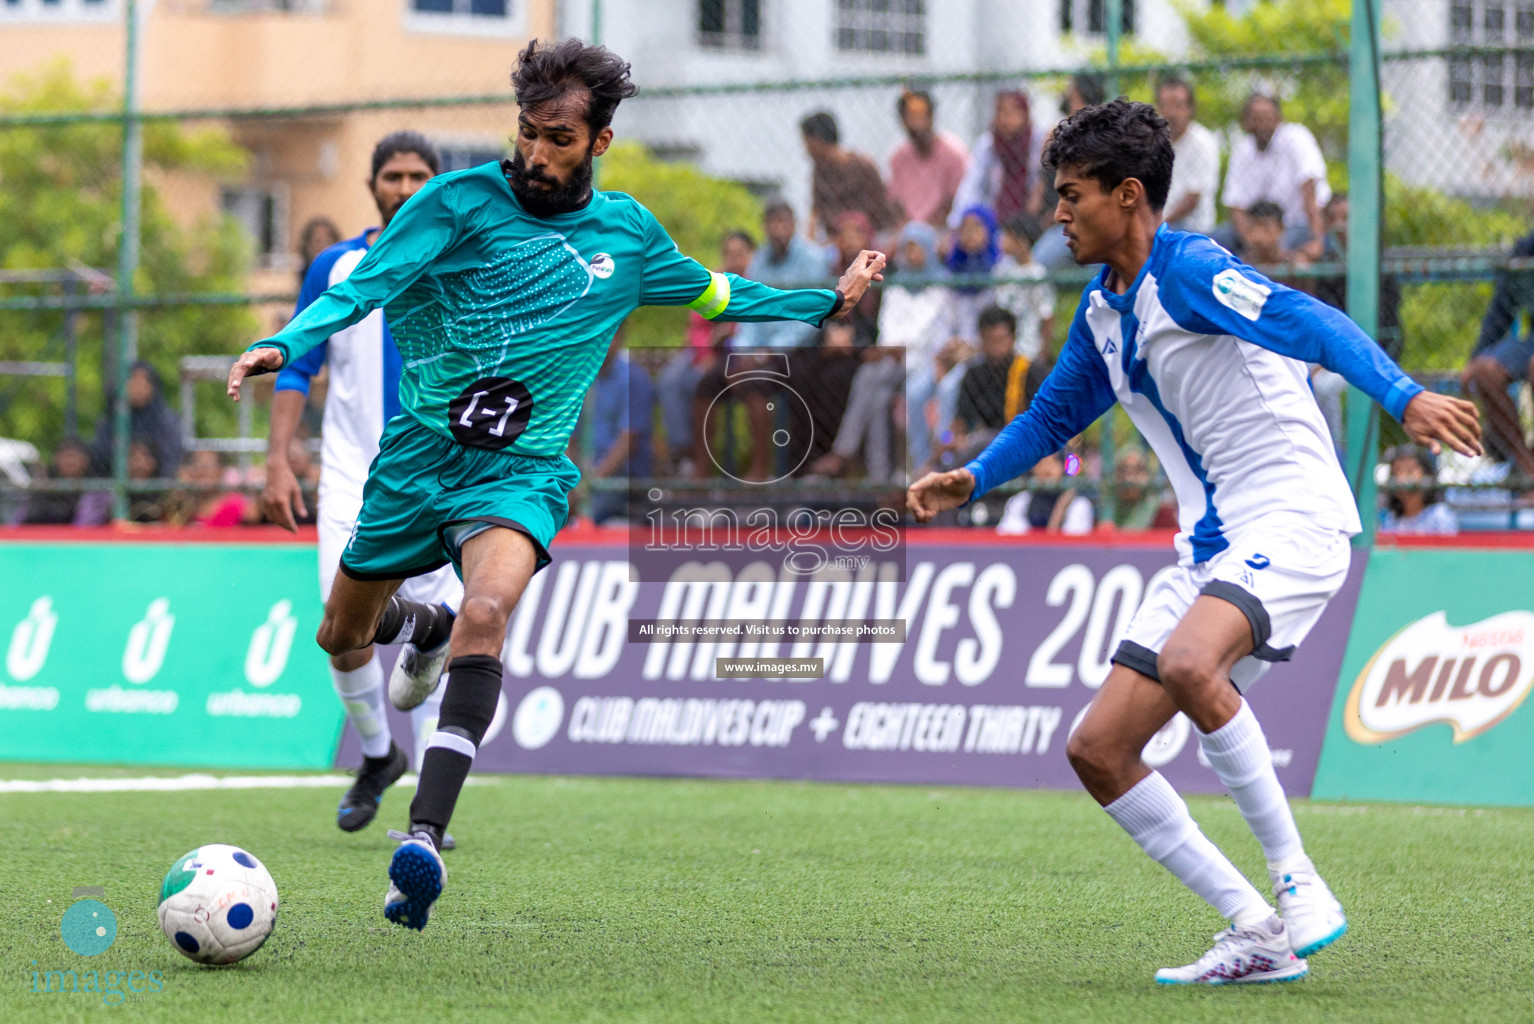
xmin=407 ymin=654 xmax=502 ymax=833
xmin=372 ymin=597 xmax=454 ymax=649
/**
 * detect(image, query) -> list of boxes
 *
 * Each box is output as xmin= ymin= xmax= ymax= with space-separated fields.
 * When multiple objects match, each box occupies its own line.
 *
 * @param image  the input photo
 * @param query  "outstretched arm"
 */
xmin=227 ymin=180 xmax=459 ymax=397
xmin=1159 ymin=239 xmax=1481 ymax=455
xmin=639 ymin=209 xmax=881 ymax=327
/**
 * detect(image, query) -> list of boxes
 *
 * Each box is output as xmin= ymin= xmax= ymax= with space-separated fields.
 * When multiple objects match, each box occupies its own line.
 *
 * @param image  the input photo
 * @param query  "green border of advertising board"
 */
xmin=1312 ymin=547 xmax=1534 ymax=806
xmin=0 ymin=543 xmax=342 ymax=768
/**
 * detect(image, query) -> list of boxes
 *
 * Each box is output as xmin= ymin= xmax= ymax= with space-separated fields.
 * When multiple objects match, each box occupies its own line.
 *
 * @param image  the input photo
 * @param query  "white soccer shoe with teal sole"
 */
xmin=388 ymin=638 xmax=450 ymax=711
xmin=384 ymin=829 xmax=446 ymax=931
xmin=1155 ymin=918 xmax=1309 ymax=986
xmin=1272 ymin=856 xmax=1348 ymax=958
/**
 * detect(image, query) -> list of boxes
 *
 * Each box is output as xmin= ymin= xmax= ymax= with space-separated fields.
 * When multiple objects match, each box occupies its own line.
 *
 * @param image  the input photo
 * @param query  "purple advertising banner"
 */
xmin=341 ymin=539 xmax=1364 ymax=796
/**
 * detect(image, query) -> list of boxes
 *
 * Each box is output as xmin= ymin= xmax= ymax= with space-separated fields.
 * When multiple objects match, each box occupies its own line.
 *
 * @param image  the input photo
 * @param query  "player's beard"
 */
xmin=505 ymin=147 xmax=595 ymax=218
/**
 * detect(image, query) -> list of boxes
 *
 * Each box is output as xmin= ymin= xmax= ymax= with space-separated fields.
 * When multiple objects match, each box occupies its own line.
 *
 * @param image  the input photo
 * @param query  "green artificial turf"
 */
xmin=2 ymin=769 xmax=1532 ymax=1023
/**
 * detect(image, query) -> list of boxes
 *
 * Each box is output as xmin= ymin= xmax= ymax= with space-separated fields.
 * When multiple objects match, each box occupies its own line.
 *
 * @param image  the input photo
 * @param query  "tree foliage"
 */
xmin=0 ymin=61 xmax=254 ymax=455
xmin=597 ymin=141 xmax=763 ymax=355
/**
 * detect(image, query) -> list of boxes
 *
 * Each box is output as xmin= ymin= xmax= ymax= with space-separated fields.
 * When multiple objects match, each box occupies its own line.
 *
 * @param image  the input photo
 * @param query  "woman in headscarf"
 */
xmin=89 ymin=360 xmax=183 ymax=478
xmin=949 ymin=91 xmax=1047 ymax=234
xmin=876 ymin=221 xmax=955 ymax=470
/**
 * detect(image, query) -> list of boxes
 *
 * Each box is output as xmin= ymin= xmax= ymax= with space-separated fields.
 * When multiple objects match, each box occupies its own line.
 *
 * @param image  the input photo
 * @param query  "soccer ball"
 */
xmin=157 ymin=844 xmax=279 ymax=965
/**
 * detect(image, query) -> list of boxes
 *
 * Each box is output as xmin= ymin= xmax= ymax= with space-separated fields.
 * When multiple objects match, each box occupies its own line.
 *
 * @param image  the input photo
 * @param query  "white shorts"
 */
xmin=317 ymin=482 xmax=463 ymax=613
xmin=1111 ymin=515 xmax=1353 ymax=693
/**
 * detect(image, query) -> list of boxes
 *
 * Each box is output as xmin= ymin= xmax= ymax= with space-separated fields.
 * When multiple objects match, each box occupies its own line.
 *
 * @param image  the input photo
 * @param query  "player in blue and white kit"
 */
xmin=261 ymin=132 xmax=464 ymax=843
xmin=908 ymin=101 xmax=1482 ymax=985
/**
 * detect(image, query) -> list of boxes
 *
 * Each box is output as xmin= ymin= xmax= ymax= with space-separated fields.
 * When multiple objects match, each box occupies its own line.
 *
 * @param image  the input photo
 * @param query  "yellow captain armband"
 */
xmin=687 ymin=271 xmax=732 ymax=320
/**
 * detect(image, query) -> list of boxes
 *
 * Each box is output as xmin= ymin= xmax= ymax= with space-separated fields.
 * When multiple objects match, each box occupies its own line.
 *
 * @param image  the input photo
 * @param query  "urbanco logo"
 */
xmin=244 ymin=600 xmax=298 ymax=687
xmin=6 ymin=596 xmax=57 ymax=682
xmin=122 ymin=598 xmax=175 ymax=684
xmin=1345 ymin=610 xmax=1534 ymax=744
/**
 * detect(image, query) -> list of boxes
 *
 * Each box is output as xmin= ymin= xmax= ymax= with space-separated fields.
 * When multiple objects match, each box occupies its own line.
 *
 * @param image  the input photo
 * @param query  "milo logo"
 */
xmin=1344 ymin=610 xmax=1534 ymax=744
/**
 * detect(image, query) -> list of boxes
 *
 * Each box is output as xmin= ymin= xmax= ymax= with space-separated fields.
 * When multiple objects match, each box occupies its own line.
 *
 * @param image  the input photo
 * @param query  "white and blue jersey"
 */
xmin=276 ymin=232 xmax=404 ymax=499
xmin=966 ymin=225 xmax=1422 ymax=568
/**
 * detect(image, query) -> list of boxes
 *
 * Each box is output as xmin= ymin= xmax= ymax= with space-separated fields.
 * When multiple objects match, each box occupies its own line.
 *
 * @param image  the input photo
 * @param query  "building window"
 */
xmin=405 ymin=0 xmax=521 ymax=36
xmin=1449 ymin=1 xmax=1526 ymax=110
xmin=835 ymin=0 xmax=925 ymax=56
xmin=222 ymin=185 xmax=289 ymax=269
xmin=0 ymin=0 xmax=116 ymax=19
xmin=699 ymin=0 xmax=762 ymax=51
xmin=1059 ymin=0 xmax=1135 ymax=35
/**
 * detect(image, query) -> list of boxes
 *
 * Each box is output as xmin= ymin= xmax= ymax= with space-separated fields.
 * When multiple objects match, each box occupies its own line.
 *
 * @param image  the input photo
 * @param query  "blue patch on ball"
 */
xmin=227 ymin=903 xmax=254 ymax=929
xmin=232 ymin=851 xmax=257 ymax=868
xmin=174 ymin=931 xmax=200 ymax=954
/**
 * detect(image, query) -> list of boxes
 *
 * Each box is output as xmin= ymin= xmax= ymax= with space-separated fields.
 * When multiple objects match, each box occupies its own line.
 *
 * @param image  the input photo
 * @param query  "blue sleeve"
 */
xmin=1157 ymin=236 xmax=1423 ymax=422
xmin=963 ymin=303 xmax=1118 ymax=502
xmin=273 ymin=249 xmax=342 ymax=395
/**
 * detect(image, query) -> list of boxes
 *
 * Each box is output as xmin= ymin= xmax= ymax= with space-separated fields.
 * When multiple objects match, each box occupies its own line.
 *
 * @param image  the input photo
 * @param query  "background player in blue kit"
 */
xmin=228 ymin=39 xmax=886 ymax=929
xmin=908 ymin=100 xmax=1482 ymax=985
xmin=261 ymin=132 xmax=464 ymax=846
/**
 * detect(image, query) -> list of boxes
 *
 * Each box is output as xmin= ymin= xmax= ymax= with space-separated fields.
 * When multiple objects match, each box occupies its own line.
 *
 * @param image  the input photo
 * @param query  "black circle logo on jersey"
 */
xmin=448 ymin=376 xmax=534 ymax=450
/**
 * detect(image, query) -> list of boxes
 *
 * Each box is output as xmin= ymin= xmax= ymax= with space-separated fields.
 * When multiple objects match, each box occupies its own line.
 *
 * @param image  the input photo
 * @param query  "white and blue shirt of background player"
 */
xmin=275 ymin=231 xmax=460 ymax=607
xmin=965 ymin=225 xmax=1423 ymax=681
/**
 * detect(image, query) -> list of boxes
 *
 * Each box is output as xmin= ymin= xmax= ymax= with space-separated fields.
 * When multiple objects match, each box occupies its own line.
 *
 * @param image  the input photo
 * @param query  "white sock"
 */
xmin=1105 ymin=771 xmax=1272 ymax=927
xmin=1199 ymin=699 xmax=1304 ymax=867
xmin=409 ymin=685 xmax=445 ymax=774
xmin=330 ymin=656 xmax=392 ymax=759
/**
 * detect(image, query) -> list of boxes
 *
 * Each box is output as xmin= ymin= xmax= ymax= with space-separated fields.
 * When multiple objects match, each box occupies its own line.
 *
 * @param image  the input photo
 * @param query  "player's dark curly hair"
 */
xmin=511 ymin=38 xmax=639 ymax=135
xmin=1042 ymin=98 xmax=1173 ymax=212
xmin=370 ymin=131 xmax=441 ymax=180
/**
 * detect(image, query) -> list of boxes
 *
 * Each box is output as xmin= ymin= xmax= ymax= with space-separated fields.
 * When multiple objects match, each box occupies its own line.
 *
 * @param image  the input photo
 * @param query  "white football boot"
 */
xmin=1272 ymin=856 xmax=1348 ymax=958
xmin=388 ymin=638 xmax=451 ymax=711
xmin=383 ymin=829 xmax=446 ymax=931
xmin=1154 ymin=917 xmax=1309 ymax=986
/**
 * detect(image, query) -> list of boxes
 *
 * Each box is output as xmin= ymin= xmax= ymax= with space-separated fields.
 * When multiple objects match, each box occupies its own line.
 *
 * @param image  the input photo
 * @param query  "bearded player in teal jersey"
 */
xmin=227 ymin=39 xmax=885 ymax=930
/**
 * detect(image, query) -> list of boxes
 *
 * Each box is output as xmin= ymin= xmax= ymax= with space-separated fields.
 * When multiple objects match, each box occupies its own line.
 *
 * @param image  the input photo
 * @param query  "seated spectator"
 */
xmin=125 ymin=441 xmax=170 ymax=524
xmin=926 ymin=305 xmax=1045 ymax=472
xmin=657 ymin=229 xmax=754 ymax=473
xmin=90 ymin=360 xmax=183 ymax=479
xmin=878 ymin=222 xmax=954 ymax=469
xmin=1240 ymin=201 xmax=1303 ymax=270
xmin=887 ymin=87 xmax=969 ymax=229
xmin=950 ymin=91 xmax=1047 ymax=234
xmin=296 ymin=215 xmax=342 ymax=280
xmin=1156 ymin=75 xmax=1220 ymax=236
xmin=23 ymin=437 xmax=111 ymax=526
xmin=585 ymin=334 xmax=654 ymax=524
xmin=173 ymin=449 xmax=252 ymax=527
xmin=809 ymin=306 xmax=907 ymax=481
xmin=1462 ymin=225 xmax=1534 ymax=482
xmin=830 ymin=211 xmax=882 ymax=347
xmin=800 ymin=110 xmax=899 ymax=240
xmin=996 ymin=451 xmax=1095 ymax=535
xmin=1313 ymin=192 xmax=1404 ymax=359
xmin=993 ymin=216 xmax=1056 ymax=360
xmin=1104 ymin=448 xmax=1166 ymax=531
xmin=942 ymin=204 xmax=1003 ymax=344
xmin=1221 ymin=93 xmax=1330 ymax=260
xmin=732 ymin=203 xmax=827 ymax=351
xmin=1380 ymin=445 xmax=1457 ymax=535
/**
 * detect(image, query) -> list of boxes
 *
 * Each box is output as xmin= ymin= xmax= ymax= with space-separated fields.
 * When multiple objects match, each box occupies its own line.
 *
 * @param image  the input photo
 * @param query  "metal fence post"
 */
xmin=1346 ymin=0 xmax=1383 ymax=547
xmin=112 ymin=0 xmax=143 ymax=520
xmin=1104 ymin=0 xmax=1123 ymax=99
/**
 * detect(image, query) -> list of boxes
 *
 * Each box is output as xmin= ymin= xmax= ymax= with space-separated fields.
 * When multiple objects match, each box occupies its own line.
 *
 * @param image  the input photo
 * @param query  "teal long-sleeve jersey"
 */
xmin=250 ymin=161 xmax=840 ymax=456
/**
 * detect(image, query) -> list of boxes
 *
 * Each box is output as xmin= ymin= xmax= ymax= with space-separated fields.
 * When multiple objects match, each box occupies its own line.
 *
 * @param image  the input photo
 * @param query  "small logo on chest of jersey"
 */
xmin=1101 ymin=337 xmax=1117 ymax=356
xmin=1245 ymin=554 xmax=1270 ymax=570
xmin=588 ymin=253 xmax=615 ymax=279
xmin=448 ymin=376 xmax=535 ymax=450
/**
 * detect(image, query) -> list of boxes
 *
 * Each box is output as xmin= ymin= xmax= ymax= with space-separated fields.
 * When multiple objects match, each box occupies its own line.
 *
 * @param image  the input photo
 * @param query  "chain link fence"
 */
xmin=0 ymin=0 xmax=1530 ymax=532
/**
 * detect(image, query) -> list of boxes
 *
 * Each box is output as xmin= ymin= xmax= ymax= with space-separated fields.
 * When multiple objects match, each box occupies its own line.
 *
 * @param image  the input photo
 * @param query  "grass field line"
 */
xmin=0 ymin=772 xmax=497 ymax=793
